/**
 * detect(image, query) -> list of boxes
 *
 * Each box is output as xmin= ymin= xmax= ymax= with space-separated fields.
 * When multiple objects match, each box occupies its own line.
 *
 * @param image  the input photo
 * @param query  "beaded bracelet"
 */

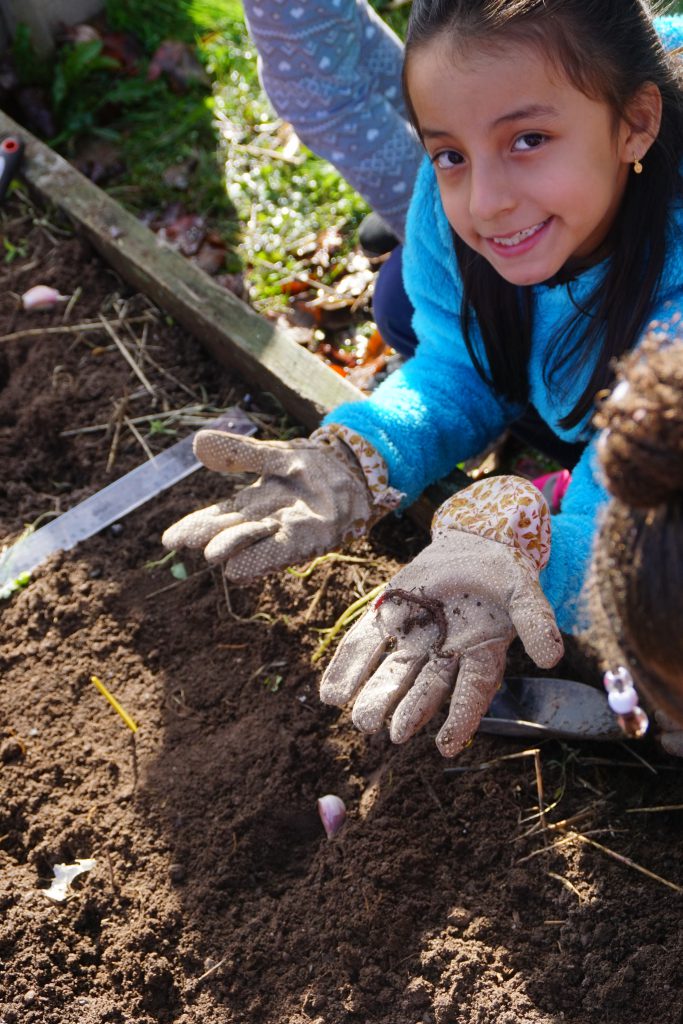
xmin=603 ymin=666 xmax=649 ymax=738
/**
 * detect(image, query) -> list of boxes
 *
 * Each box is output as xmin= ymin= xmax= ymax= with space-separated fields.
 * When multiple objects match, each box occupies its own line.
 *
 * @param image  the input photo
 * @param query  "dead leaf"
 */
xmin=148 ymin=41 xmax=210 ymax=92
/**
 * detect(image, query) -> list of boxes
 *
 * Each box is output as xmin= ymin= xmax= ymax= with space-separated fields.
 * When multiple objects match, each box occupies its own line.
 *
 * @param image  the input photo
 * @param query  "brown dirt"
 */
xmin=1 ymin=192 xmax=683 ymax=1024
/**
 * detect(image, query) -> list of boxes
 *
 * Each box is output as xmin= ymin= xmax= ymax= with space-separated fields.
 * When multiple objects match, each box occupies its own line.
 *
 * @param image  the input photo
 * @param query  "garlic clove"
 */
xmin=21 ymin=285 xmax=69 ymax=311
xmin=317 ymin=794 xmax=346 ymax=839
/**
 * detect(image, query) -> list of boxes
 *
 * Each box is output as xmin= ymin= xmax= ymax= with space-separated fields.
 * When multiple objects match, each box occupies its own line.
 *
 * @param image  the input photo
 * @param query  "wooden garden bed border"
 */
xmin=0 ymin=110 xmax=363 ymax=431
xmin=1 ymin=111 xmax=438 ymax=527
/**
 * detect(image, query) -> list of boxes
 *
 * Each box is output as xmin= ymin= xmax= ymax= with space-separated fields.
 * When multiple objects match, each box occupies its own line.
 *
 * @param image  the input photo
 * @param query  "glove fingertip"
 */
xmin=435 ymin=725 xmax=474 ymax=759
xmin=388 ymin=717 xmax=410 ymax=745
xmin=194 ymin=429 xmax=252 ymax=472
xmin=528 ymin=624 xmax=564 ymax=669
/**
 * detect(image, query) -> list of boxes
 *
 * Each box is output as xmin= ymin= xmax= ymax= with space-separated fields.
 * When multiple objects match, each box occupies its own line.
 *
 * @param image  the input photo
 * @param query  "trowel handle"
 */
xmin=0 ymin=134 xmax=25 ymax=204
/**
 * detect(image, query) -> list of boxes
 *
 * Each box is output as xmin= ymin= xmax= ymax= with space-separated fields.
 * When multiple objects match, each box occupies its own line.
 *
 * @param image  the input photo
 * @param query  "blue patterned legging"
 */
xmin=241 ymin=0 xmax=423 ymax=238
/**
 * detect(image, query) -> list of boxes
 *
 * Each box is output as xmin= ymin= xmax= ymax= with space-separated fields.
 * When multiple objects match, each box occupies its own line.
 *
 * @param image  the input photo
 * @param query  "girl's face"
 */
xmin=406 ymin=36 xmax=636 ymax=286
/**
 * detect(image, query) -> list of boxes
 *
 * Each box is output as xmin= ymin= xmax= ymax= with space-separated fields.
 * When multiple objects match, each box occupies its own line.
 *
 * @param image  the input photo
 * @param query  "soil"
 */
xmin=1 ymin=192 xmax=682 ymax=1024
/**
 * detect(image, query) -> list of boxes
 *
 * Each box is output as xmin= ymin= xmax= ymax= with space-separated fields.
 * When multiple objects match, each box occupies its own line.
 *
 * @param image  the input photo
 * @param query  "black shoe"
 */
xmin=358 ymin=211 xmax=400 ymax=257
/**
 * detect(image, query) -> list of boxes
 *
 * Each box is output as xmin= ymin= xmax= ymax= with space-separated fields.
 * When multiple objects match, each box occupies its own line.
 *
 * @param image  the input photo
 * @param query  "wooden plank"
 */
xmin=0 ymin=110 xmax=364 ymax=431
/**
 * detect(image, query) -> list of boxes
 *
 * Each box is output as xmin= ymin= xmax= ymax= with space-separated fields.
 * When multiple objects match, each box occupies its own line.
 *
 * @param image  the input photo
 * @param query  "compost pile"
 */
xmin=1 ymin=193 xmax=682 ymax=1024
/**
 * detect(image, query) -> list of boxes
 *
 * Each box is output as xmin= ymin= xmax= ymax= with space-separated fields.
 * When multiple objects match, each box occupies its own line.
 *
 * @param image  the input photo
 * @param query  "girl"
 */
xmin=165 ymin=1 xmax=683 ymax=756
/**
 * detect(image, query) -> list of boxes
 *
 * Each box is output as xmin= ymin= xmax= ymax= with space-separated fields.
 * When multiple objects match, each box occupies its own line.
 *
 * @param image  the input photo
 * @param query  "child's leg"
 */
xmin=371 ymin=247 xmax=418 ymax=356
xmin=242 ymin=0 xmax=423 ymax=238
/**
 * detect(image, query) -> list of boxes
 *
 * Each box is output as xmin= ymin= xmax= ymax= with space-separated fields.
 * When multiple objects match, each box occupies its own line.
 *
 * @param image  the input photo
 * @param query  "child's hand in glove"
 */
xmin=162 ymin=424 xmax=402 ymax=582
xmin=320 ymin=476 xmax=564 ymax=757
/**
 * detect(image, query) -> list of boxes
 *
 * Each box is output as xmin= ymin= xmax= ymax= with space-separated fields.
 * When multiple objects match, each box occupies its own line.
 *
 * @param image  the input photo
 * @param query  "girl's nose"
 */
xmin=468 ymin=161 xmax=516 ymax=224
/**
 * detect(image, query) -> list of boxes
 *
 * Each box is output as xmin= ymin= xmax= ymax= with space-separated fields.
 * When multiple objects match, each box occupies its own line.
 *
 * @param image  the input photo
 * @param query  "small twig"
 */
xmin=124 ymin=415 xmax=155 ymax=460
xmin=106 ymin=396 xmax=128 ymax=473
xmin=129 ymin=336 xmax=199 ymax=400
xmin=105 ymin=849 xmax=117 ymax=893
xmin=547 ymin=871 xmax=585 ymax=902
xmin=131 ymin=732 xmax=138 ymax=794
xmin=534 ymin=748 xmax=547 ymax=834
xmin=563 ymin=829 xmax=683 ymax=894
xmin=625 ymin=803 xmax=683 ymax=813
xmin=417 ymin=769 xmax=449 ymax=824
xmin=617 ymin=740 xmax=658 ymax=775
xmin=219 ymin=573 xmax=274 ymax=624
xmin=304 ymin=563 xmax=334 ymax=622
xmin=515 ymin=830 xmax=608 ymax=865
xmin=62 ymin=285 xmax=82 ymax=321
xmin=0 ymin=314 xmax=153 ymax=344
xmin=516 ymin=837 xmax=576 ymax=865
xmin=514 ymin=797 xmax=610 ymax=842
xmin=99 ymin=314 xmax=156 ymax=396
xmin=444 ymin=747 xmax=544 ymax=774
xmin=60 ymin=404 xmax=222 ymax=436
xmin=193 ymin=953 xmax=230 ymax=986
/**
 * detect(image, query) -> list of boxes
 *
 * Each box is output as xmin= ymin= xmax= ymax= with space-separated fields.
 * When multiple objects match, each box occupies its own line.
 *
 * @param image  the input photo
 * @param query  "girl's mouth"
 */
xmin=486 ymin=217 xmax=551 ymax=256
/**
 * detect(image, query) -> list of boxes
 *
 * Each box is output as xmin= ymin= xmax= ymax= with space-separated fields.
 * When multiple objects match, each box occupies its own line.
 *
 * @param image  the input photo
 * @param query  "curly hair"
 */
xmin=588 ymin=321 xmax=683 ymax=722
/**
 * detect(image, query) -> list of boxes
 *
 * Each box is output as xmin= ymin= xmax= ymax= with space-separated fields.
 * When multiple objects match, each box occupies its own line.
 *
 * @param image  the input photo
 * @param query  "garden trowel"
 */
xmin=480 ymin=675 xmax=622 ymax=742
xmin=0 ymin=407 xmax=256 ymax=591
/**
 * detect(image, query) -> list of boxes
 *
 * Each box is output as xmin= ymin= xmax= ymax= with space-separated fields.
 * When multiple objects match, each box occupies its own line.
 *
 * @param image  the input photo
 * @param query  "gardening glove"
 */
xmin=320 ymin=476 xmax=564 ymax=757
xmin=162 ymin=424 xmax=403 ymax=581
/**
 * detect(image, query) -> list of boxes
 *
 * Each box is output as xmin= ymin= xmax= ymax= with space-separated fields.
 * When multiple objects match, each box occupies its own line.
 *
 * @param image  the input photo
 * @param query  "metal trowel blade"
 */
xmin=0 ymin=407 xmax=256 ymax=589
xmin=480 ymin=675 xmax=622 ymax=742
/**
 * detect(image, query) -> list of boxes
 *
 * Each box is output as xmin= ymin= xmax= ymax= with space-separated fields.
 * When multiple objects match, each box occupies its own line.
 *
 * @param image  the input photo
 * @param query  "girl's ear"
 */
xmin=620 ymin=82 xmax=662 ymax=164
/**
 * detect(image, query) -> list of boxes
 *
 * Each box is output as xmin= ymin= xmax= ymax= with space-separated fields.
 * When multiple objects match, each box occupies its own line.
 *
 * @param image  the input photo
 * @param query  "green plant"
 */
xmin=106 ymin=0 xmax=244 ymax=50
xmin=3 ymin=237 xmax=28 ymax=264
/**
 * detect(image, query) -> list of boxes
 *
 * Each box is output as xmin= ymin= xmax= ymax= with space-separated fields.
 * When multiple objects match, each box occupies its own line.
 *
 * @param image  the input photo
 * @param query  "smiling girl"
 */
xmin=166 ymin=2 xmax=683 ymax=756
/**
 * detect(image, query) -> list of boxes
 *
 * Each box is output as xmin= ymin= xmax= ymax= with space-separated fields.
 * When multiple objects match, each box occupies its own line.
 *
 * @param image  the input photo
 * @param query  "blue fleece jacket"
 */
xmin=324 ymin=16 xmax=683 ymax=633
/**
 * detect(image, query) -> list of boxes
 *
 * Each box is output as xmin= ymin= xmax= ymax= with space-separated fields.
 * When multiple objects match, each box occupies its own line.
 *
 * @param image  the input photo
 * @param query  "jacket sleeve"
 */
xmin=323 ymin=158 xmax=520 ymax=504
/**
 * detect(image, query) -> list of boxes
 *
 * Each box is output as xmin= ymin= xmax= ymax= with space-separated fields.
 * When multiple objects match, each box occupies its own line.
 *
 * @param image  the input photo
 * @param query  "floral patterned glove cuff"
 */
xmin=311 ymin=423 xmax=405 ymax=516
xmin=432 ymin=475 xmax=552 ymax=574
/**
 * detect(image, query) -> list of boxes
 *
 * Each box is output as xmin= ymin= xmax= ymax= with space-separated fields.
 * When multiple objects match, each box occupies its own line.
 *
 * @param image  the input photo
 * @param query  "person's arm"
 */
xmin=324 ymin=159 xmax=521 ymax=503
xmin=241 ymin=0 xmax=422 ymax=237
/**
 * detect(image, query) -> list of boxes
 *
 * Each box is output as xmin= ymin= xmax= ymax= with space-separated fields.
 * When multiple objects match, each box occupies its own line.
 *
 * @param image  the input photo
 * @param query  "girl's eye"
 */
xmin=433 ymin=150 xmax=464 ymax=170
xmin=513 ymin=132 xmax=548 ymax=152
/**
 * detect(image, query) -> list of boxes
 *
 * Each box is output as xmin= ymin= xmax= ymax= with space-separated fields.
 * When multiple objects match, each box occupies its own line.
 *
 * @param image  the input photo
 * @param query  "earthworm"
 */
xmin=375 ymin=588 xmax=456 ymax=659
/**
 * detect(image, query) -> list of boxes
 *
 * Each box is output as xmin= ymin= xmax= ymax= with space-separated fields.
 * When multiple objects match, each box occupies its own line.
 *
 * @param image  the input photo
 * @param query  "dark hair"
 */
xmin=588 ymin=330 xmax=683 ymax=721
xmin=402 ymin=0 xmax=683 ymax=430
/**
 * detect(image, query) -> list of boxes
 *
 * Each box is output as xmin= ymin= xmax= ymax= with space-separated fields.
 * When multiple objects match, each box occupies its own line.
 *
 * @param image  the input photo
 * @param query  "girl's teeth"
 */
xmin=493 ymin=220 xmax=546 ymax=246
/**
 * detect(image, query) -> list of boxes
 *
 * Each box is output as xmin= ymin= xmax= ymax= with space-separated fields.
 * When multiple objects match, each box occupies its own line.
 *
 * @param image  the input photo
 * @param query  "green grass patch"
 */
xmin=10 ymin=1 xmax=410 ymax=309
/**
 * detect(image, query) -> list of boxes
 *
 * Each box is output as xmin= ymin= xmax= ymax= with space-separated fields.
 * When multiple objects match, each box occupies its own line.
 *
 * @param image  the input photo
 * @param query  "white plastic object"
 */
xmin=607 ymin=687 xmax=639 ymax=715
xmin=41 ymin=859 xmax=97 ymax=902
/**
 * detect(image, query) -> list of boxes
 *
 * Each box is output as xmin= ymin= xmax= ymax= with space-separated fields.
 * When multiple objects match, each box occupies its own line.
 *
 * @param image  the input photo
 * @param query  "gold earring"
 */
xmin=633 ymin=153 xmax=643 ymax=174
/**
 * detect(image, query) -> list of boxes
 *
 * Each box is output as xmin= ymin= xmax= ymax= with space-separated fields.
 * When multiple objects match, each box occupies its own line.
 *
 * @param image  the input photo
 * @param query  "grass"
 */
xmin=10 ymin=1 xmax=410 ymax=314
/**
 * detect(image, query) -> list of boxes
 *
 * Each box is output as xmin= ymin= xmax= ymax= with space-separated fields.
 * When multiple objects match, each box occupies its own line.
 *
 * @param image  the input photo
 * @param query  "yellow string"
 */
xmin=90 ymin=675 xmax=138 ymax=733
